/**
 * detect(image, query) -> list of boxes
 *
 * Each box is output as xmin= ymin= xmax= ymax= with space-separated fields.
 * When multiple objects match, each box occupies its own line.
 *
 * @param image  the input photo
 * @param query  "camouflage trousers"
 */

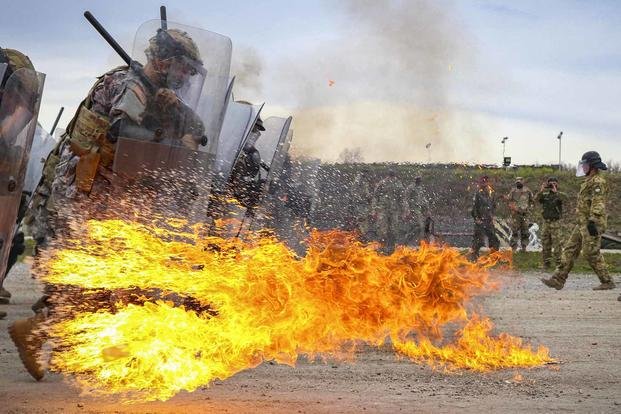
xmin=471 ymin=221 xmax=500 ymax=260
xmin=376 ymin=213 xmax=401 ymax=253
xmin=554 ymin=224 xmax=611 ymax=284
xmin=541 ymin=219 xmax=562 ymax=268
xmin=510 ymin=212 xmax=529 ymax=251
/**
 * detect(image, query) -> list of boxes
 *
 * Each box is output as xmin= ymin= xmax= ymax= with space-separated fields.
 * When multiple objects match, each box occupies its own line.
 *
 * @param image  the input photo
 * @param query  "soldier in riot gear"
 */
xmin=542 ymin=151 xmax=615 ymax=291
xmin=10 ymin=25 xmax=208 ymax=381
xmin=0 ymin=47 xmax=39 ymax=317
xmin=228 ymin=116 xmax=266 ymax=212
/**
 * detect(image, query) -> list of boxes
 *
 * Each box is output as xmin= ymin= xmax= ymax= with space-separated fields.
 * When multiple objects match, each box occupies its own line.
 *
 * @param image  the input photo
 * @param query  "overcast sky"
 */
xmin=2 ymin=0 xmax=619 ymax=165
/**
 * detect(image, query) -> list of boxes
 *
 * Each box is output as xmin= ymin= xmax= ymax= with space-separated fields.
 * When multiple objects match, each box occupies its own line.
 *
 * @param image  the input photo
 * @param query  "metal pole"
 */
xmin=557 ymin=131 xmax=563 ymax=170
xmin=160 ymin=6 xmax=168 ymax=30
xmin=50 ymin=106 xmax=64 ymax=136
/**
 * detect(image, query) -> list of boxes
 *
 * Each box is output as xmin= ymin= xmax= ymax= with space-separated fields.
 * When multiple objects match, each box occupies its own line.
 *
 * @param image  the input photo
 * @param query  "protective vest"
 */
xmin=42 ymin=66 xmax=128 ymax=193
xmin=538 ymin=191 xmax=562 ymax=221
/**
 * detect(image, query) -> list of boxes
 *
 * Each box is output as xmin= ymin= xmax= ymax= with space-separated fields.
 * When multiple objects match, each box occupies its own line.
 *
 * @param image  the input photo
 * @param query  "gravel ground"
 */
xmin=0 ymin=263 xmax=619 ymax=414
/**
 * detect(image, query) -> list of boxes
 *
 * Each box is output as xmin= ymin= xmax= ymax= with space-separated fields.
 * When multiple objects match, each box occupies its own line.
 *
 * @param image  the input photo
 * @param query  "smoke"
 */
xmin=231 ymin=45 xmax=264 ymax=100
xmin=259 ymin=0 xmax=490 ymax=163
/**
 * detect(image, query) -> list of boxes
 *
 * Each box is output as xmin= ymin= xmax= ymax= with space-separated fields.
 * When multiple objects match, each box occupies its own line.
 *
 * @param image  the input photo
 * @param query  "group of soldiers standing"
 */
xmin=348 ymin=169 xmax=430 ymax=253
xmin=470 ymin=151 xmax=616 ymax=294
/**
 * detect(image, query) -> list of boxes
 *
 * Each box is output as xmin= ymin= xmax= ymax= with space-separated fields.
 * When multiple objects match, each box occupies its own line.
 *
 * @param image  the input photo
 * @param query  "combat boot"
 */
xmin=0 ymin=310 xmax=6 ymax=320
xmin=9 ymin=314 xmax=46 ymax=381
xmin=541 ymin=276 xmax=564 ymax=290
xmin=0 ymin=287 xmax=10 ymax=305
xmin=592 ymin=281 xmax=616 ymax=291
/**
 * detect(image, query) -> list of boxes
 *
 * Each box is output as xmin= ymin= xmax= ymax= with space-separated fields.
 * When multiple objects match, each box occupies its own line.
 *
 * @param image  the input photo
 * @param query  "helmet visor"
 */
xmin=165 ymin=55 xmax=207 ymax=109
xmin=576 ymin=160 xmax=588 ymax=177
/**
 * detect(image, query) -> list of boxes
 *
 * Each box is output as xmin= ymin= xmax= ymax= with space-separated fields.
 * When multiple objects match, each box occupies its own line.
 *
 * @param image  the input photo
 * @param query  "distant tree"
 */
xmin=337 ymin=147 xmax=364 ymax=163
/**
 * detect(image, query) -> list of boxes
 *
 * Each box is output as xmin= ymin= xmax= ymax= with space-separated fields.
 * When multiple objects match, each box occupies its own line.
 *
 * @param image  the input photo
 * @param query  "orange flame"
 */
xmin=35 ymin=219 xmax=552 ymax=402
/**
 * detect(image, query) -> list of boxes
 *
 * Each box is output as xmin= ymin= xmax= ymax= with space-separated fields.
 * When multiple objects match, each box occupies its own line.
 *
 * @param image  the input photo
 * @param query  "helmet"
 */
xmin=547 ymin=176 xmax=558 ymax=183
xmin=576 ymin=151 xmax=607 ymax=177
xmin=1 ymin=48 xmax=35 ymax=88
xmin=146 ymin=29 xmax=202 ymax=65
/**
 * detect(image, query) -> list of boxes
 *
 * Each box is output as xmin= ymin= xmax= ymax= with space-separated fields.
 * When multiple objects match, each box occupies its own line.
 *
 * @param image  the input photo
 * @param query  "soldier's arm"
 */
xmin=588 ymin=181 xmax=608 ymax=228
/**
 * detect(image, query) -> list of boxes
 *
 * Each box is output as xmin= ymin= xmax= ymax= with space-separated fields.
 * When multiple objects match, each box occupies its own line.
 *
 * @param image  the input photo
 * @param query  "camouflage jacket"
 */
xmin=372 ymin=177 xmax=405 ymax=214
xmin=536 ymin=189 xmax=566 ymax=221
xmin=577 ymin=173 xmax=608 ymax=230
xmin=471 ymin=187 xmax=496 ymax=224
xmin=404 ymin=183 xmax=429 ymax=216
xmin=507 ymin=187 xmax=534 ymax=214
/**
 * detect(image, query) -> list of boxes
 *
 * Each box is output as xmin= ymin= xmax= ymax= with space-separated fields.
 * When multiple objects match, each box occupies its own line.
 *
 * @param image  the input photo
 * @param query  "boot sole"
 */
xmin=8 ymin=324 xmax=45 ymax=381
xmin=540 ymin=278 xmax=563 ymax=290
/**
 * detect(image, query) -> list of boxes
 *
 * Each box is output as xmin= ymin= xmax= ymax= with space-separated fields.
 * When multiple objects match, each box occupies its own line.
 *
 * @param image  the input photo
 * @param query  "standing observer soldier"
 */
xmin=403 ymin=175 xmax=429 ymax=246
xmin=536 ymin=177 xmax=565 ymax=270
xmin=372 ymin=169 xmax=405 ymax=253
xmin=542 ymin=151 xmax=615 ymax=291
xmin=348 ymin=168 xmax=374 ymax=240
xmin=505 ymin=177 xmax=534 ymax=252
xmin=471 ymin=175 xmax=500 ymax=260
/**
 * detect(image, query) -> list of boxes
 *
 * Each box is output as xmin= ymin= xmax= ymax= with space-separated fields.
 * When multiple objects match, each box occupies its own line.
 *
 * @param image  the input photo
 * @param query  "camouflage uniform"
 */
xmin=542 ymin=169 xmax=615 ymax=290
xmin=372 ymin=174 xmax=405 ymax=253
xmin=548 ymin=173 xmax=612 ymax=288
xmin=471 ymin=183 xmax=500 ymax=259
xmin=506 ymin=182 xmax=534 ymax=251
xmin=536 ymin=187 xmax=565 ymax=268
xmin=348 ymin=172 xmax=374 ymax=239
xmin=24 ymin=66 xmax=130 ymax=244
xmin=403 ymin=180 xmax=428 ymax=245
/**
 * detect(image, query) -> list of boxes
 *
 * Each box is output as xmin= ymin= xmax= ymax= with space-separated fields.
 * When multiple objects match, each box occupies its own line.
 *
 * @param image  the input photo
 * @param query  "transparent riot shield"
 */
xmin=213 ymin=101 xmax=264 ymax=187
xmin=127 ymin=19 xmax=232 ymax=154
xmin=23 ymin=124 xmax=58 ymax=195
xmin=0 ymin=67 xmax=45 ymax=283
xmin=254 ymin=116 xmax=293 ymax=193
xmin=113 ymin=19 xmax=232 ymax=219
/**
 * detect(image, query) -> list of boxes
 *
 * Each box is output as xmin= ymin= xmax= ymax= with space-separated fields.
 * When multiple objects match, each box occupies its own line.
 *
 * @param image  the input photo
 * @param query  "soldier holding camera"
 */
xmin=536 ymin=177 xmax=566 ymax=269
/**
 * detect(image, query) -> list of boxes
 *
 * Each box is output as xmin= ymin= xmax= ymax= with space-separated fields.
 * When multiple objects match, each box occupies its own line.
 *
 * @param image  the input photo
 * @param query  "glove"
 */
xmin=587 ymin=220 xmax=599 ymax=237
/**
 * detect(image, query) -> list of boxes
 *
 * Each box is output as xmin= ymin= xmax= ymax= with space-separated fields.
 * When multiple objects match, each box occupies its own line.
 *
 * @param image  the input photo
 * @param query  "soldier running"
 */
xmin=542 ymin=151 xmax=616 ymax=291
xmin=9 ymin=26 xmax=207 ymax=381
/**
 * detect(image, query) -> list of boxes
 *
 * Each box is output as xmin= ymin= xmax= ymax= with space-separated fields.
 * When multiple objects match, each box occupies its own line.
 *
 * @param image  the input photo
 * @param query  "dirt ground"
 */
xmin=0 ymin=263 xmax=619 ymax=414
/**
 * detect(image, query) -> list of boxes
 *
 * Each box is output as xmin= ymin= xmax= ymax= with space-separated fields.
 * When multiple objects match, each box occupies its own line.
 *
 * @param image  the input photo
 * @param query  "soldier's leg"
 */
xmin=550 ymin=221 xmax=562 ymax=268
xmin=580 ymin=228 xmax=615 ymax=290
xmin=519 ymin=214 xmax=529 ymax=251
xmin=542 ymin=225 xmax=582 ymax=289
xmin=509 ymin=214 xmax=519 ymax=250
xmin=471 ymin=224 xmax=484 ymax=260
xmin=486 ymin=224 xmax=500 ymax=252
xmin=541 ymin=220 xmax=552 ymax=268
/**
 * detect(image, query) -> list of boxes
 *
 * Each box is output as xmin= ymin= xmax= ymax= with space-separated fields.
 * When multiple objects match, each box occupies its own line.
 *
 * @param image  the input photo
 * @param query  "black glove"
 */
xmin=587 ymin=220 xmax=599 ymax=237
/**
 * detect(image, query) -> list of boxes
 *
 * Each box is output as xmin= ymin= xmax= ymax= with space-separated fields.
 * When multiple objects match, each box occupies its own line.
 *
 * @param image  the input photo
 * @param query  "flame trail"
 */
xmin=35 ymin=218 xmax=553 ymax=402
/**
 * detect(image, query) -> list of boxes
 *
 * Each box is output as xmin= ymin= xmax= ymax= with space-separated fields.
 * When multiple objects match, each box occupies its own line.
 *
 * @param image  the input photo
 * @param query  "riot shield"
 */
xmin=0 ymin=63 xmax=7 ymax=90
xmin=254 ymin=116 xmax=293 ymax=194
xmin=127 ymin=19 xmax=232 ymax=154
xmin=213 ymin=101 xmax=264 ymax=187
xmin=23 ymin=124 xmax=58 ymax=195
xmin=113 ymin=19 xmax=233 ymax=218
xmin=0 ymin=67 xmax=45 ymax=283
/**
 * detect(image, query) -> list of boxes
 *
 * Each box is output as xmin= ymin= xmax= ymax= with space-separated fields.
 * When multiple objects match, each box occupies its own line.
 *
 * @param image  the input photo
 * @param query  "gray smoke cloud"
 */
xmin=231 ymin=45 xmax=264 ymax=100
xmin=254 ymin=0 xmax=491 ymax=163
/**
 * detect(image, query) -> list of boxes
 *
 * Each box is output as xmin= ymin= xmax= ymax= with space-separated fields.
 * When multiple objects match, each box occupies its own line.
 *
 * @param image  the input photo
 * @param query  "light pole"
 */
xmin=557 ymin=131 xmax=563 ymax=170
xmin=501 ymin=137 xmax=508 ymax=165
xmin=426 ymin=142 xmax=431 ymax=163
